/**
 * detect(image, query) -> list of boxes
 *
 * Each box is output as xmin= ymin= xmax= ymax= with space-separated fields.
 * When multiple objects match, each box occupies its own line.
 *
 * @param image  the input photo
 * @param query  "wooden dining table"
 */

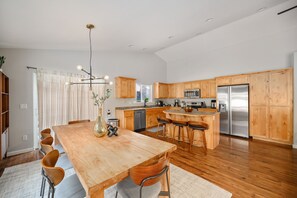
xmin=53 ymin=122 xmax=177 ymax=198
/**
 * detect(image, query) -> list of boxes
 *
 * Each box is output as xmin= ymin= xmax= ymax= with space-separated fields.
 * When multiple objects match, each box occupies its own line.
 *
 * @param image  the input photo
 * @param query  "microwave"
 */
xmin=184 ymin=89 xmax=200 ymax=98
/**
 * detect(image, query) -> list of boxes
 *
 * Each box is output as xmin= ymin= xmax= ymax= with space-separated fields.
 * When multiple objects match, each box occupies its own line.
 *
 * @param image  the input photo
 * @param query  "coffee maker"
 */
xmin=211 ymin=100 xmax=217 ymax=109
xmin=174 ymin=99 xmax=180 ymax=107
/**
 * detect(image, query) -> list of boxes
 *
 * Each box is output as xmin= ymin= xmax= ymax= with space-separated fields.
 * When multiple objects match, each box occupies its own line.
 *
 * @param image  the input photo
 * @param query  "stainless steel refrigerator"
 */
xmin=217 ymin=85 xmax=249 ymax=138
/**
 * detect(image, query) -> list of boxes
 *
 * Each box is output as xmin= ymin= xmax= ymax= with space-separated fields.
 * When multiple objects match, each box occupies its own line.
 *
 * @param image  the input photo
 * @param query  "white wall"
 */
xmin=156 ymin=0 xmax=297 ymax=82
xmin=0 ymin=48 xmax=167 ymax=153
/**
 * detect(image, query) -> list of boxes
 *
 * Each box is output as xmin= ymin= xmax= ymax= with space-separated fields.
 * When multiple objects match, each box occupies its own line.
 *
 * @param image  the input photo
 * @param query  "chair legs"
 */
xmin=188 ymin=128 xmax=207 ymax=155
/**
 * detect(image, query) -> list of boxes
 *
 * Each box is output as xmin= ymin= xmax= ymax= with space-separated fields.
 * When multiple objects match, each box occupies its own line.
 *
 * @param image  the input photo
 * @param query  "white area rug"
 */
xmin=0 ymin=160 xmax=232 ymax=198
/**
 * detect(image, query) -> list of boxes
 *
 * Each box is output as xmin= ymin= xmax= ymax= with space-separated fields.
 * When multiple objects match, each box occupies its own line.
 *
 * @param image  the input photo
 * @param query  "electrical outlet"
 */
xmin=22 ymin=135 xmax=28 ymax=141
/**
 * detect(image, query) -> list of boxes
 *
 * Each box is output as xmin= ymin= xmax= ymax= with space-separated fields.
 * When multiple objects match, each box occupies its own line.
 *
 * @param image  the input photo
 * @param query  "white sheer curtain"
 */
xmin=37 ymin=70 xmax=105 ymax=130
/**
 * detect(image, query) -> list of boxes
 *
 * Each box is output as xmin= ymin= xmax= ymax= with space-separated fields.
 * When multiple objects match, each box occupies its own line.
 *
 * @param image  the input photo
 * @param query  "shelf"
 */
xmin=1 ymin=92 xmax=9 ymax=95
xmin=1 ymin=111 xmax=9 ymax=115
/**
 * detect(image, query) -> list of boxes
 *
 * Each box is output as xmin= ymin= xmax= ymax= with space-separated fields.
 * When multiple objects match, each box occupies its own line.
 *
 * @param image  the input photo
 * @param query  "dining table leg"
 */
xmin=160 ymin=162 xmax=170 ymax=198
xmin=88 ymin=190 xmax=104 ymax=198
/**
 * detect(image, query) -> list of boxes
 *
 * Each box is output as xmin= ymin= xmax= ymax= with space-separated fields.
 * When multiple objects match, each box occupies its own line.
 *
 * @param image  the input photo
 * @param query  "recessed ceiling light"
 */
xmin=128 ymin=44 xmax=134 ymax=47
xmin=258 ymin=7 xmax=266 ymax=12
xmin=205 ymin=18 xmax=214 ymax=22
xmin=168 ymin=36 xmax=174 ymax=39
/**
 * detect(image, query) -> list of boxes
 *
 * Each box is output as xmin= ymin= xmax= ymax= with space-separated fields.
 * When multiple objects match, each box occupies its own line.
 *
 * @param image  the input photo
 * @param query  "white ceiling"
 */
xmin=0 ymin=0 xmax=288 ymax=52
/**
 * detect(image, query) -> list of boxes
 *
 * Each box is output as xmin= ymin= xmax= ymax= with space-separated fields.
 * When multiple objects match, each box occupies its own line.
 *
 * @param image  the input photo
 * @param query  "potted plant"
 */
xmin=92 ymin=89 xmax=112 ymax=137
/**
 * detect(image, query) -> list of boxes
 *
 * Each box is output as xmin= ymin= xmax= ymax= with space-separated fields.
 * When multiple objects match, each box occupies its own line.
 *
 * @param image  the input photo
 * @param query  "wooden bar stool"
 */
xmin=172 ymin=120 xmax=188 ymax=143
xmin=188 ymin=121 xmax=209 ymax=155
xmin=156 ymin=117 xmax=171 ymax=138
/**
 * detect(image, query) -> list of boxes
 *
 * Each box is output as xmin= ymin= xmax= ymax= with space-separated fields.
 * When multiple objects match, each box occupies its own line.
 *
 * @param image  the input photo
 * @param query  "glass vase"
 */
xmin=93 ymin=106 xmax=107 ymax=137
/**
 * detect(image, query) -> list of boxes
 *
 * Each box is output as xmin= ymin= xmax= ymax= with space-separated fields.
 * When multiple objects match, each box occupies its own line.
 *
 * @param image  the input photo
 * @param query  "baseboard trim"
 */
xmin=7 ymin=148 xmax=34 ymax=157
xmin=293 ymin=144 xmax=297 ymax=149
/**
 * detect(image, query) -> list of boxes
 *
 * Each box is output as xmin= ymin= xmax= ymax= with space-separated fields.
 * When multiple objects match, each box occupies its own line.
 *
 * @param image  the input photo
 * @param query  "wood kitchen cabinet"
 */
xmin=175 ymin=83 xmax=184 ymax=98
xmin=184 ymin=82 xmax=192 ymax=90
xmin=250 ymin=106 xmax=269 ymax=138
xmin=168 ymin=84 xmax=176 ymax=98
xmin=115 ymin=76 xmax=136 ymax=98
xmin=146 ymin=107 xmax=168 ymax=128
xmin=154 ymin=82 xmax=168 ymax=99
xmin=250 ymin=72 xmax=269 ymax=106
xmin=191 ymin=81 xmax=201 ymax=89
xmin=249 ymin=68 xmax=293 ymax=144
xmin=216 ymin=74 xmax=249 ymax=86
xmin=115 ymin=110 xmax=134 ymax=131
xmin=200 ymin=79 xmax=216 ymax=98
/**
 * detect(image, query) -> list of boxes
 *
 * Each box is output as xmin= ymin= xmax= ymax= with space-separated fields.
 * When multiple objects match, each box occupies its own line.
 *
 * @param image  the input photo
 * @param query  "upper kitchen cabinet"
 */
xmin=184 ymin=82 xmax=192 ymax=90
xmin=175 ymin=83 xmax=184 ymax=98
xmin=191 ymin=81 xmax=201 ymax=89
xmin=249 ymin=72 xmax=269 ymax=106
xmin=115 ymin=76 xmax=136 ymax=98
xmin=154 ymin=82 xmax=168 ymax=99
xmin=168 ymin=84 xmax=176 ymax=98
xmin=216 ymin=74 xmax=249 ymax=86
xmin=269 ymin=69 xmax=293 ymax=106
xmin=201 ymin=79 xmax=216 ymax=98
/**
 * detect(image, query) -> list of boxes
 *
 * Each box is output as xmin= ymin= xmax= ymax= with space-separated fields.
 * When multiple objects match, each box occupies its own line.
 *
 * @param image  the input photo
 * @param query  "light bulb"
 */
xmin=104 ymin=75 xmax=109 ymax=80
xmin=109 ymin=81 xmax=113 ymax=85
xmin=76 ymin=65 xmax=83 ymax=71
xmin=65 ymin=82 xmax=71 ymax=85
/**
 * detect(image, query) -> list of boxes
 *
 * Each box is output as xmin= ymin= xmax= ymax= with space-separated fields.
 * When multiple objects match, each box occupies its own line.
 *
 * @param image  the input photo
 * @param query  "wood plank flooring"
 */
xmin=141 ymin=131 xmax=297 ymax=198
xmin=1 ymin=132 xmax=297 ymax=197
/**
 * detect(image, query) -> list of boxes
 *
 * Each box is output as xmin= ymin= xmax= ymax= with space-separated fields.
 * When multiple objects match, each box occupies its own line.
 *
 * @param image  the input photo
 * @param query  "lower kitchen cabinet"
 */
xmin=269 ymin=106 xmax=292 ymax=143
xmin=250 ymin=106 xmax=269 ymax=138
xmin=146 ymin=107 xmax=168 ymax=128
xmin=116 ymin=110 xmax=134 ymax=131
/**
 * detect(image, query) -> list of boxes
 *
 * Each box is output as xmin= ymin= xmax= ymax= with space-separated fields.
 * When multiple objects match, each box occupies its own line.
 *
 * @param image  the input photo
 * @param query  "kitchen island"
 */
xmin=163 ymin=109 xmax=220 ymax=149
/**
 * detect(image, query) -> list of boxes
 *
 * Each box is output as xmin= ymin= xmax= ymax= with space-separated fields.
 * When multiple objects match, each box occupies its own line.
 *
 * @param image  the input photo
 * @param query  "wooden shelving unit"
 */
xmin=0 ymin=72 xmax=9 ymax=159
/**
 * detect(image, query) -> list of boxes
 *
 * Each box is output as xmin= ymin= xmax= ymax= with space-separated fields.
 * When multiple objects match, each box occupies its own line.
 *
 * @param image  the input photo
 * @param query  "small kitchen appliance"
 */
xmin=174 ymin=99 xmax=180 ymax=107
xmin=211 ymin=100 xmax=217 ymax=109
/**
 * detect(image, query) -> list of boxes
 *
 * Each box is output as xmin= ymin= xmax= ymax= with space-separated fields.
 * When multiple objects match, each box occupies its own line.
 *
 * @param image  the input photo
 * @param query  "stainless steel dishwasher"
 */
xmin=134 ymin=109 xmax=146 ymax=132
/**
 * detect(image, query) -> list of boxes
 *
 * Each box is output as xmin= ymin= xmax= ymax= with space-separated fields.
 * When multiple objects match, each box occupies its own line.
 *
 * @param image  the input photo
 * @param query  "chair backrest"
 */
xmin=188 ymin=121 xmax=209 ymax=130
xmin=40 ymin=136 xmax=54 ymax=155
xmin=68 ymin=119 xmax=91 ymax=125
xmin=130 ymin=157 xmax=168 ymax=187
xmin=40 ymin=128 xmax=51 ymax=139
xmin=41 ymin=150 xmax=65 ymax=186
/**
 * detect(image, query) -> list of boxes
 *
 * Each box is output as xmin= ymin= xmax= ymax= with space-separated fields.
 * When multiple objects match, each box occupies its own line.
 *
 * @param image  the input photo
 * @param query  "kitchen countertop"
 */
xmin=164 ymin=109 xmax=219 ymax=116
xmin=115 ymin=106 xmax=170 ymax=111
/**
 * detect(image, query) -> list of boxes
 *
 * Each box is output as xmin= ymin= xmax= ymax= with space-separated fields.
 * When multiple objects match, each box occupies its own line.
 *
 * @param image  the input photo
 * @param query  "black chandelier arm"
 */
xmin=69 ymin=82 xmax=110 ymax=85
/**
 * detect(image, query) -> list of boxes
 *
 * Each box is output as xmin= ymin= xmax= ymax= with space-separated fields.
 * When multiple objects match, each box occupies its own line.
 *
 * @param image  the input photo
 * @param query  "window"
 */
xmin=136 ymin=83 xmax=152 ymax=102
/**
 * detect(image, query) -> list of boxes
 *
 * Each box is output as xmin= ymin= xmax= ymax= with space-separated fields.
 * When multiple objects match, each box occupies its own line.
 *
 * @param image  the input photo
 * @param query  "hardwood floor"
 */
xmin=141 ymin=131 xmax=297 ymax=198
xmin=0 ymin=133 xmax=296 ymax=198
xmin=0 ymin=149 xmax=43 ymax=177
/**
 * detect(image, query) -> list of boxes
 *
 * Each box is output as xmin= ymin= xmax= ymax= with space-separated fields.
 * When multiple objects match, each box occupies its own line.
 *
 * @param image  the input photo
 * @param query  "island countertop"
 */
xmin=163 ymin=109 xmax=219 ymax=116
xmin=164 ymin=109 xmax=220 ymax=150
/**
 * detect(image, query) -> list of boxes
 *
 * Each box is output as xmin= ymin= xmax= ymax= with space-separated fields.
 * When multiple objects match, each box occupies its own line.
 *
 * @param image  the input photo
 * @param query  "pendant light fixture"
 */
xmin=66 ymin=24 xmax=112 ymax=90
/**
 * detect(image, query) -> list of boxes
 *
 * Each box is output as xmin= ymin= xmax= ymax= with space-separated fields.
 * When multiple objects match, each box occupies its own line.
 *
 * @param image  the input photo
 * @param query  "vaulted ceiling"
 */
xmin=0 ymin=0 xmax=288 ymax=52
